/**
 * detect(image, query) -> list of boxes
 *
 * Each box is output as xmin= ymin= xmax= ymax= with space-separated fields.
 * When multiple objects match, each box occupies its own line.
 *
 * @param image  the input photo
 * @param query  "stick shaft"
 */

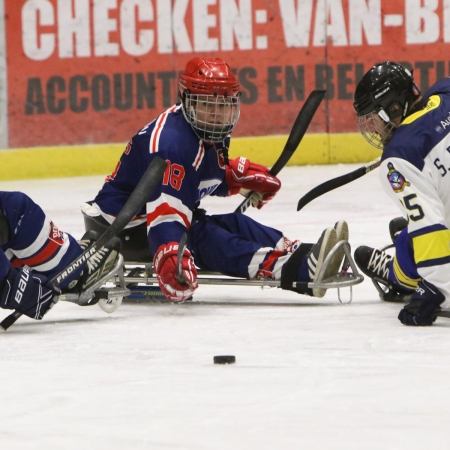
xmin=235 ymin=90 xmax=326 ymax=214
xmin=297 ymin=157 xmax=381 ymax=212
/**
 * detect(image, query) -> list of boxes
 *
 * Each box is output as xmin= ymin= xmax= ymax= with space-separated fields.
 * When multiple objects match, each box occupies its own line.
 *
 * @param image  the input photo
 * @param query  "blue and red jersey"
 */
xmin=93 ymin=104 xmax=231 ymax=254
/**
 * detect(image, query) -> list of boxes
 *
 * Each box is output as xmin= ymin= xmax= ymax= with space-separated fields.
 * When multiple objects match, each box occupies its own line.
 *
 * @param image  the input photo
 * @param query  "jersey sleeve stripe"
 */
xmin=12 ymin=237 xmax=63 ymax=267
xmin=12 ymin=216 xmax=52 ymax=258
xmin=146 ymin=193 xmax=192 ymax=230
xmin=192 ymin=142 xmax=204 ymax=170
xmin=13 ymin=233 xmax=71 ymax=272
xmin=417 ymin=256 xmax=450 ymax=268
xmin=408 ymin=223 xmax=447 ymax=238
xmin=149 ymin=104 xmax=181 ymax=154
xmin=412 ymin=228 xmax=450 ymax=265
xmin=147 ymin=204 xmax=191 ymax=230
xmin=392 ymin=256 xmax=421 ymax=290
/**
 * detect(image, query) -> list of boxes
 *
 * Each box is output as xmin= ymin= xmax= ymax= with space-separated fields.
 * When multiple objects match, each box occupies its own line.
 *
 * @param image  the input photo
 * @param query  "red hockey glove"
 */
xmin=154 ymin=242 xmax=198 ymax=302
xmin=225 ymin=157 xmax=281 ymax=208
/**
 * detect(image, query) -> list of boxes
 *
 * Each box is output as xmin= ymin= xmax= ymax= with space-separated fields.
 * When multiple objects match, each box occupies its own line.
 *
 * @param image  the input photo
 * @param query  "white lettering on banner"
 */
xmin=406 ymin=0 xmax=439 ymax=44
xmin=278 ymin=0 xmax=314 ymax=47
xmin=220 ymin=0 xmax=252 ymax=51
xmin=157 ymin=0 xmax=192 ymax=54
xmin=445 ymin=0 xmax=450 ymax=42
xmin=120 ymin=0 xmax=154 ymax=56
xmin=22 ymin=0 xmax=55 ymax=60
xmin=94 ymin=0 xmax=119 ymax=56
xmin=19 ymin=0 xmax=450 ymax=61
xmin=348 ymin=0 xmax=381 ymax=45
xmin=313 ymin=0 xmax=347 ymax=46
xmin=58 ymin=0 xmax=90 ymax=58
xmin=194 ymin=0 xmax=218 ymax=52
xmin=279 ymin=0 xmax=380 ymax=48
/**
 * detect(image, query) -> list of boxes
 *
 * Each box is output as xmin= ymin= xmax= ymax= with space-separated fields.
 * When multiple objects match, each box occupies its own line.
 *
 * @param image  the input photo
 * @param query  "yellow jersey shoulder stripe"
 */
xmin=401 ymin=95 xmax=441 ymax=125
xmin=412 ymin=228 xmax=450 ymax=266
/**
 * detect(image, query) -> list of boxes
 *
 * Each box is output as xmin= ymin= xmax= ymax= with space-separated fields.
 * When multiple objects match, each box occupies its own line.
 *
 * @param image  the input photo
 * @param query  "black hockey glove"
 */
xmin=398 ymin=280 xmax=444 ymax=326
xmin=0 ymin=267 xmax=60 ymax=320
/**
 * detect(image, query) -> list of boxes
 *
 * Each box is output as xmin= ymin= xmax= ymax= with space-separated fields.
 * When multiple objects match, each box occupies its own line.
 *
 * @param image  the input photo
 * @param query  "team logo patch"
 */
xmin=49 ymin=221 xmax=65 ymax=245
xmin=387 ymin=162 xmax=410 ymax=193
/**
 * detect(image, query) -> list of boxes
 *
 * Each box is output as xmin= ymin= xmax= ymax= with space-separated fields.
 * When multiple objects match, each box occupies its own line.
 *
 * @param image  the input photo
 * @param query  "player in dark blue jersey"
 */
xmin=353 ymin=61 xmax=450 ymax=325
xmin=84 ymin=56 xmax=347 ymax=302
xmin=0 ymin=191 xmax=120 ymax=321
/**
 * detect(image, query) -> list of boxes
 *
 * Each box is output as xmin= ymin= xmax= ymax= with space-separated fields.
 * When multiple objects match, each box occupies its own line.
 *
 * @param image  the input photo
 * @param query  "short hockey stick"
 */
xmin=296 ymin=156 xmax=381 ymax=212
xmin=235 ymin=89 xmax=326 ymax=214
xmin=0 ymin=156 xmax=168 ymax=331
xmin=176 ymin=232 xmax=193 ymax=288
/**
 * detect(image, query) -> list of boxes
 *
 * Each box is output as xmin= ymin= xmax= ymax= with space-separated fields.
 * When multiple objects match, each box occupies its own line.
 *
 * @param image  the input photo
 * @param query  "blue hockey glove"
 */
xmin=398 ymin=280 xmax=444 ymax=326
xmin=0 ymin=267 xmax=60 ymax=320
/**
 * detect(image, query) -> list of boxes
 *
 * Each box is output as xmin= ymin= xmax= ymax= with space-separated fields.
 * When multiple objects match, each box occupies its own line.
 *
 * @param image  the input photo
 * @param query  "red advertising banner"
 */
xmin=5 ymin=0 xmax=450 ymax=148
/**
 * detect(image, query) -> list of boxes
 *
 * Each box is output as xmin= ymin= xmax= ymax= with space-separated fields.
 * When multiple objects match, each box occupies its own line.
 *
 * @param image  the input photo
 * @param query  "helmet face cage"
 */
xmin=357 ymin=111 xmax=396 ymax=150
xmin=181 ymin=91 xmax=240 ymax=143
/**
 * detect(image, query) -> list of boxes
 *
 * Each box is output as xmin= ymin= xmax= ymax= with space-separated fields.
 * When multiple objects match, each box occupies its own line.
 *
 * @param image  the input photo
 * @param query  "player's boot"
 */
xmin=354 ymin=246 xmax=391 ymax=284
xmin=67 ymin=231 xmax=122 ymax=305
xmin=333 ymin=219 xmax=349 ymax=269
xmin=354 ymin=245 xmax=410 ymax=302
xmin=307 ymin=227 xmax=341 ymax=298
xmin=281 ymin=224 xmax=350 ymax=298
xmin=334 ymin=220 xmax=349 ymax=243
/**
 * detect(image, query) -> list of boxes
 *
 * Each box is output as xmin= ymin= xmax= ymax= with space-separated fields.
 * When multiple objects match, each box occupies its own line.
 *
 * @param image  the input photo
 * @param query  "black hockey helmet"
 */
xmin=354 ymin=62 xmax=421 ymax=121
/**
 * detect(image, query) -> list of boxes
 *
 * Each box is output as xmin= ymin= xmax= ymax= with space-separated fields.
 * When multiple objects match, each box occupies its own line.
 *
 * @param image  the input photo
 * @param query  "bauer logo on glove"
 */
xmin=225 ymin=156 xmax=281 ymax=208
xmin=154 ymin=241 xmax=198 ymax=302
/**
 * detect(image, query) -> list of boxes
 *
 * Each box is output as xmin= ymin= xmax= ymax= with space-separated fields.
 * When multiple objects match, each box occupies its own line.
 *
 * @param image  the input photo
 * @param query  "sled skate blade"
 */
xmin=304 ymin=241 xmax=364 ymax=304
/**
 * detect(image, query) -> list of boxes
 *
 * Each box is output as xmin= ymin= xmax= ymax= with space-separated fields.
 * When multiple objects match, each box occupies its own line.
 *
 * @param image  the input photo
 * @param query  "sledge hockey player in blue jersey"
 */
xmin=353 ymin=61 xmax=450 ymax=326
xmin=0 ymin=192 xmax=120 ymax=321
xmin=83 ymin=56 xmax=347 ymax=302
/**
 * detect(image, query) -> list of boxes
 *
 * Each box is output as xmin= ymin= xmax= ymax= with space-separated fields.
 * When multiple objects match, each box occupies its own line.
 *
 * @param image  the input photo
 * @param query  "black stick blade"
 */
xmin=297 ymin=157 xmax=381 ymax=211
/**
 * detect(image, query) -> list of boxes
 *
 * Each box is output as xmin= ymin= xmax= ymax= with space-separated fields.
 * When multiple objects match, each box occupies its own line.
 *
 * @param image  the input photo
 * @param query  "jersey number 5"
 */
xmin=401 ymin=194 xmax=425 ymax=221
xmin=162 ymin=160 xmax=185 ymax=191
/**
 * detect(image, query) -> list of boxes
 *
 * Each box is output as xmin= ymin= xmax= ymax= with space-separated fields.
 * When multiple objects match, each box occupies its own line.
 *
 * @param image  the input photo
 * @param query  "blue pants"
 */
xmin=390 ymin=227 xmax=421 ymax=291
xmin=189 ymin=213 xmax=288 ymax=278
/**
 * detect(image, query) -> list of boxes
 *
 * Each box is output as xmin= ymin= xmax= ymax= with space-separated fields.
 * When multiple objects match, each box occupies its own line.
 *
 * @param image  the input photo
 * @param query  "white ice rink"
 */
xmin=1 ymin=164 xmax=450 ymax=450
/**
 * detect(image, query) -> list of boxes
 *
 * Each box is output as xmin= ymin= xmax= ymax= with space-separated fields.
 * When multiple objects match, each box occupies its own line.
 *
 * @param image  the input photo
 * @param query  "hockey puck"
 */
xmin=214 ymin=355 xmax=236 ymax=364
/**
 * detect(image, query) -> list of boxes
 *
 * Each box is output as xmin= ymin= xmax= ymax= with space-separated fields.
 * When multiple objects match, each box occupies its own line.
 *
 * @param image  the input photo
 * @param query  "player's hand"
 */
xmin=225 ymin=156 xmax=281 ymax=207
xmin=154 ymin=242 xmax=198 ymax=302
xmin=239 ymin=190 xmax=277 ymax=209
xmin=398 ymin=280 xmax=444 ymax=326
xmin=0 ymin=267 xmax=60 ymax=319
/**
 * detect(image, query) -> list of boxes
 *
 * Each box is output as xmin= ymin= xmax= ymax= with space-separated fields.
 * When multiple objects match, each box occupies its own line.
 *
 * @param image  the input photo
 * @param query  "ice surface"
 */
xmin=1 ymin=165 xmax=450 ymax=450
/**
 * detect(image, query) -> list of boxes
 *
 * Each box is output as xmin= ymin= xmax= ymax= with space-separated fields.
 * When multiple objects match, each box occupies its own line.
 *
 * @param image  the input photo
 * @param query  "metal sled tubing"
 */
xmin=119 ymin=241 xmax=364 ymax=291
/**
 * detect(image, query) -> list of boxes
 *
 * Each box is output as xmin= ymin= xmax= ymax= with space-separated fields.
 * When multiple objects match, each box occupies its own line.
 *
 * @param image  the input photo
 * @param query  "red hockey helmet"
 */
xmin=179 ymin=57 xmax=240 ymax=143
